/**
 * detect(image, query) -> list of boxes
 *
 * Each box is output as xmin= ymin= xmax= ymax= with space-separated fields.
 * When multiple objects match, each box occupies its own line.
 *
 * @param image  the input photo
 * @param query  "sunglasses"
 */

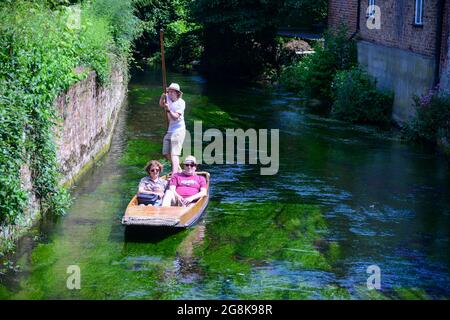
xmin=184 ymin=163 xmax=196 ymax=167
xmin=150 ymin=169 xmax=160 ymax=173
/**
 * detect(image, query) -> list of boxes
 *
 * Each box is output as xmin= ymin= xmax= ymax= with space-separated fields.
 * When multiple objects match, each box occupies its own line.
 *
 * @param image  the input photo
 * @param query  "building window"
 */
xmin=368 ymin=0 xmax=376 ymax=18
xmin=415 ymin=0 xmax=424 ymax=25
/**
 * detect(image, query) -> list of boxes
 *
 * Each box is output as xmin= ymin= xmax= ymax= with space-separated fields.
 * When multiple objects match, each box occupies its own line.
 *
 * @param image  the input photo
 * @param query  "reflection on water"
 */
xmin=0 ymin=67 xmax=449 ymax=300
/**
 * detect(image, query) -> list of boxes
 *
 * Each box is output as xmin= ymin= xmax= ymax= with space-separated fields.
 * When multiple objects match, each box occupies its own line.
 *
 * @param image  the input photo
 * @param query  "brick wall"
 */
xmin=328 ymin=0 xmax=449 ymax=123
xmin=328 ymin=0 xmax=359 ymax=34
xmin=328 ymin=0 xmax=445 ymax=59
xmin=359 ymin=0 xmax=441 ymax=58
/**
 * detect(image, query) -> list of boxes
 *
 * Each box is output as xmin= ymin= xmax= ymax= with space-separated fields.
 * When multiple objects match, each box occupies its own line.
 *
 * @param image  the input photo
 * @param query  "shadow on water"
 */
xmin=124 ymin=225 xmax=185 ymax=243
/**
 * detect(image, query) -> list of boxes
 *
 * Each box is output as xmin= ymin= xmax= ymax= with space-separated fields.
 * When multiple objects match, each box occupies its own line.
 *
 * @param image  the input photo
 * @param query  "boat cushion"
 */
xmin=137 ymin=193 xmax=159 ymax=205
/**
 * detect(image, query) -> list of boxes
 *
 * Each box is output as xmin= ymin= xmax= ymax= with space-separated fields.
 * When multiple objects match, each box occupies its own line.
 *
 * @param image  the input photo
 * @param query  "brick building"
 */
xmin=328 ymin=0 xmax=449 ymax=124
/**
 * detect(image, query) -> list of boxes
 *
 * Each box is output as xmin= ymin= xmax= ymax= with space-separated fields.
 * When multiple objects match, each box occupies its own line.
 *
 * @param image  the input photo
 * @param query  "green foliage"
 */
xmin=86 ymin=0 xmax=142 ymax=57
xmin=78 ymin=8 xmax=112 ymax=84
xmin=0 ymin=1 xmax=78 ymax=225
xmin=331 ymin=67 xmax=393 ymax=125
xmin=134 ymin=0 xmax=201 ymax=69
xmin=192 ymin=0 xmax=281 ymax=79
xmin=132 ymin=0 xmax=328 ymax=77
xmin=280 ymin=0 xmax=328 ymax=28
xmin=280 ymin=27 xmax=357 ymax=104
xmin=191 ymin=0 xmax=328 ymax=80
xmin=164 ymin=20 xmax=202 ymax=69
xmin=0 ymin=0 xmax=141 ymax=226
xmin=403 ymin=89 xmax=450 ymax=145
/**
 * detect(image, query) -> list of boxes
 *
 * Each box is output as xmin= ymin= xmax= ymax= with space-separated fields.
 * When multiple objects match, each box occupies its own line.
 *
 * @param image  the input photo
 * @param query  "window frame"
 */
xmin=414 ymin=0 xmax=424 ymax=26
xmin=368 ymin=0 xmax=376 ymax=18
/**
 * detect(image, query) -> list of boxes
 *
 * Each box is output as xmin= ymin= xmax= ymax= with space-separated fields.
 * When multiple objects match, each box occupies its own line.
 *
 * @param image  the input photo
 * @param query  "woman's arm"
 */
xmin=166 ymin=108 xmax=181 ymax=120
xmin=159 ymin=93 xmax=166 ymax=107
xmin=138 ymin=180 xmax=147 ymax=194
xmin=138 ymin=185 xmax=159 ymax=195
xmin=139 ymin=180 xmax=163 ymax=196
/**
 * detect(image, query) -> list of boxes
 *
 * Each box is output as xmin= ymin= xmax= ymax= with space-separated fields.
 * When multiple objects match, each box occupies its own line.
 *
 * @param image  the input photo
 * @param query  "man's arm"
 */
xmin=169 ymin=185 xmax=183 ymax=200
xmin=184 ymin=187 xmax=207 ymax=204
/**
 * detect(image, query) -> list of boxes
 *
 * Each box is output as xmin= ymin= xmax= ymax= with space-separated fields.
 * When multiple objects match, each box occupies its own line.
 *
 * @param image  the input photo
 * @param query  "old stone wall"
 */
xmin=0 ymin=64 xmax=127 ymax=252
xmin=55 ymin=65 xmax=127 ymax=186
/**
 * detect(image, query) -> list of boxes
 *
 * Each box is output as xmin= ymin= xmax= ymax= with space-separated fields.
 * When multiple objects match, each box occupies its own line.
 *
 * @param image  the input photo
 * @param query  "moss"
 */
xmin=238 ymin=285 xmax=313 ymax=300
xmin=0 ymin=209 xmax=43 ymax=255
xmin=184 ymin=95 xmax=249 ymax=130
xmin=353 ymin=285 xmax=390 ymax=300
xmin=8 ymin=172 xmax=197 ymax=299
xmin=393 ymin=287 xmax=430 ymax=300
xmin=200 ymin=243 xmax=252 ymax=275
xmin=324 ymin=241 xmax=341 ymax=265
xmin=195 ymin=202 xmax=341 ymax=297
xmin=62 ymin=138 xmax=113 ymax=189
xmin=118 ymin=138 xmax=163 ymax=167
xmin=0 ymin=284 xmax=11 ymax=299
xmin=128 ymin=86 xmax=161 ymax=106
xmin=320 ymin=285 xmax=351 ymax=300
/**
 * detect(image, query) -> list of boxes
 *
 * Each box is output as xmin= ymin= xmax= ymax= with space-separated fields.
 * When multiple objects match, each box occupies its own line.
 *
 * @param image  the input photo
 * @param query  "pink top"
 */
xmin=169 ymin=173 xmax=207 ymax=197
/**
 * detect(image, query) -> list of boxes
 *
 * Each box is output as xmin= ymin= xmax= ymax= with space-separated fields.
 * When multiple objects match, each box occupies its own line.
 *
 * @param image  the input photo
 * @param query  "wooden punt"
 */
xmin=121 ymin=172 xmax=210 ymax=227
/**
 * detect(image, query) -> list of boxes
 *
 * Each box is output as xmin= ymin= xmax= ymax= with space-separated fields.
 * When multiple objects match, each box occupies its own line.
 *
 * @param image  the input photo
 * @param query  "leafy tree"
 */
xmin=280 ymin=27 xmax=357 ymax=105
xmin=133 ymin=0 xmax=201 ymax=68
xmin=191 ymin=0 xmax=328 ymax=80
xmin=280 ymin=0 xmax=328 ymax=28
xmin=191 ymin=0 xmax=282 ymax=79
xmin=331 ymin=67 xmax=393 ymax=125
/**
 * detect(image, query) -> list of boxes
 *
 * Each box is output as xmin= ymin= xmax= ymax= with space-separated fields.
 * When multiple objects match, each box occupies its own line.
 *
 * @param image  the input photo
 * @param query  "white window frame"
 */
xmin=368 ymin=0 xmax=376 ymax=18
xmin=415 ymin=0 xmax=424 ymax=25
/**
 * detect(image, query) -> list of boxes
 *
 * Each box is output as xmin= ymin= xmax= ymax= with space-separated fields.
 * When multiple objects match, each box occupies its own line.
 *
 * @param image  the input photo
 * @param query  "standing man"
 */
xmin=159 ymin=83 xmax=186 ymax=174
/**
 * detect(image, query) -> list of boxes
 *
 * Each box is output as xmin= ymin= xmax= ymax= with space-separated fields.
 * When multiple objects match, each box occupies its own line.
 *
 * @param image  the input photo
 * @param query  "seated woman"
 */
xmin=162 ymin=155 xmax=206 ymax=207
xmin=137 ymin=160 xmax=167 ymax=206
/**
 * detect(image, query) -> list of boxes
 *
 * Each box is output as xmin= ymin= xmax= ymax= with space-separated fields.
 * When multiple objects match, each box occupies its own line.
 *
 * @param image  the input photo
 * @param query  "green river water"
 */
xmin=1 ymin=68 xmax=449 ymax=299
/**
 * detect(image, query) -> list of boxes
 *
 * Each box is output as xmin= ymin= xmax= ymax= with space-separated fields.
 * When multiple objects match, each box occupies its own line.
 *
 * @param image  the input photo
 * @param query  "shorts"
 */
xmin=162 ymin=129 xmax=186 ymax=156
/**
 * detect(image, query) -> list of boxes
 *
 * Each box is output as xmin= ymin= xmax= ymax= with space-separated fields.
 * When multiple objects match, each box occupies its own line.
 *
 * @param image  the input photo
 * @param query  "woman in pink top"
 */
xmin=161 ymin=156 xmax=207 ymax=207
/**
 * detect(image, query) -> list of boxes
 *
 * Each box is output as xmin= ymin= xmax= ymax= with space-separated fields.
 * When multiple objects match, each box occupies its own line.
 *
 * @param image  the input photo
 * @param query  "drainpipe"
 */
xmin=434 ymin=0 xmax=445 ymax=87
xmin=350 ymin=0 xmax=361 ymax=39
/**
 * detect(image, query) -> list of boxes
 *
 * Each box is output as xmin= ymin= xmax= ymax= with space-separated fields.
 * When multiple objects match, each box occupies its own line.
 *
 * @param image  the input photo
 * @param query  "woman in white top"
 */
xmin=159 ymin=83 xmax=186 ymax=174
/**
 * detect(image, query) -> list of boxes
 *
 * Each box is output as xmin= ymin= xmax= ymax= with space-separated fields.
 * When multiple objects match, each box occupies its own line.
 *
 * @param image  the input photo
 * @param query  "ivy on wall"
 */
xmin=0 ymin=0 xmax=141 ymax=226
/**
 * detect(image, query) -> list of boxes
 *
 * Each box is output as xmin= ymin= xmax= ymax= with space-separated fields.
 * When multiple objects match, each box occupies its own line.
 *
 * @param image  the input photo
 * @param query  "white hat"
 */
xmin=183 ymin=155 xmax=197 ymax=165
xmin=167 ymin=83 xmax=182 ymax=94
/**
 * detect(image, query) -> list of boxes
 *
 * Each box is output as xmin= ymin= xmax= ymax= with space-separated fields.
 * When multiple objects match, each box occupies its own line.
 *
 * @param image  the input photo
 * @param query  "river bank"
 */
xmin=0 ymin=0 xmax=140 ymax=254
